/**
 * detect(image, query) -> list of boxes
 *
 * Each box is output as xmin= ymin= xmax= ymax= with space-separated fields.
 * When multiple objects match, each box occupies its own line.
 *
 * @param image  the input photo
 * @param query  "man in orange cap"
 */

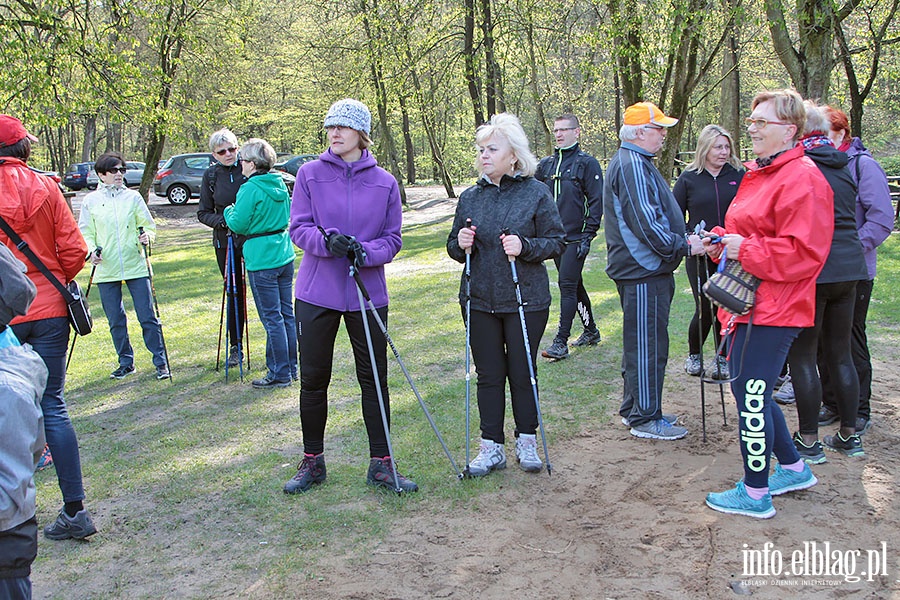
xmin=604 ymin=102 xmax=704 ymax=441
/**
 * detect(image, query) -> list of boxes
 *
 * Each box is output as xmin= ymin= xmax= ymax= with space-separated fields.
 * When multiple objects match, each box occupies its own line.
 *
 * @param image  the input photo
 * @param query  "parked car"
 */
xmin=273 ymin=154 xmax=317 ymax=176
xmin=62 ymin=162 xmax=94 ymax=191
xmin=86 ymin=166 xmax=99 ymax=189
xmin=153 ymin=153 xmax=296 ymax=205
xmin=123 ymin=161 xmax=146 ymax=188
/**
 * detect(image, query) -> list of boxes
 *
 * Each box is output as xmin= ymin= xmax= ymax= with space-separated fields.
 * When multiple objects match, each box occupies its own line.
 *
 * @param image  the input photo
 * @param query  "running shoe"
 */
xmin=823 ymin=431 xmax=865 ymax=457
xmin=706 ymin=482 xmax=775 ymax=519
xmin=768 ymin=462 xmax=817 ymax=496
xmin=792 ymin=431 xmax=827 ymax=465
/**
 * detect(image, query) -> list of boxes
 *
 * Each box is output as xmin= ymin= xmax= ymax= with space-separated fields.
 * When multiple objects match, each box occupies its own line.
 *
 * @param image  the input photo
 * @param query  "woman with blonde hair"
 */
xmin=673 ymin=125 xmax=744 ymax=378
xmin=447 ymin=113 xmax=565 ymax=477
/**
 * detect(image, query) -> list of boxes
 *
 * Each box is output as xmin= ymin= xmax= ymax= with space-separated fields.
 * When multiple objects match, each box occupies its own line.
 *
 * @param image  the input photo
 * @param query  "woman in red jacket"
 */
xmin=703 ymin=90 xmax=833 ymax=519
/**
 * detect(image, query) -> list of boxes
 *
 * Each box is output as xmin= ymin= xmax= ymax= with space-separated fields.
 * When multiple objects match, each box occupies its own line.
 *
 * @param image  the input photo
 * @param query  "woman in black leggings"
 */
xmin=789 ymin=102 xmax=869 ymax=463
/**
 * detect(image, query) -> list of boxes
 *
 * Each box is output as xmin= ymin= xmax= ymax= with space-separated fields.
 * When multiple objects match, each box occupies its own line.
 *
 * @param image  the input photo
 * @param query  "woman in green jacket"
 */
xmin=78 ymin=152 xmax=169 ymax=379
xmin=225 ymin=139 xmax=297 ymax=388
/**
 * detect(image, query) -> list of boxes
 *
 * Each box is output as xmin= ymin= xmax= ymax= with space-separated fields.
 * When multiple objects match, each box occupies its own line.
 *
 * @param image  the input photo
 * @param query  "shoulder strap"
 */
xmin=0 ymin=214 xmax=74 ymax=301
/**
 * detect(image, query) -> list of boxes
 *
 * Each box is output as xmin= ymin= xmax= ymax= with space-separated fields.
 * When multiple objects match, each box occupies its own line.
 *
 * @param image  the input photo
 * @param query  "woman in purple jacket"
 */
xmin=284 ymin=99 xmax=417 ymax=494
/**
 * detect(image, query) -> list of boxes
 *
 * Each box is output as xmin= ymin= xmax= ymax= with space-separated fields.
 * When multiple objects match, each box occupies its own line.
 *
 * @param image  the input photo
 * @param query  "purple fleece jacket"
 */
xmin=289 ymin=148 xmax=402 ymax=311
xmin=846 ymin=137 xmax=894 ymax=280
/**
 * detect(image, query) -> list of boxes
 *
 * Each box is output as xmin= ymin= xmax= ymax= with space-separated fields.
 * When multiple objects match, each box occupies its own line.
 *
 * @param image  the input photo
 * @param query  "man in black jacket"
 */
xmin=535 ymin=114 xmax=603 ymax=360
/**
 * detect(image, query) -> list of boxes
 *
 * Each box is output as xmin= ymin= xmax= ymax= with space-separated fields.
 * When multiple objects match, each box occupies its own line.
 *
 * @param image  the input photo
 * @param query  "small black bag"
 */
xmin=65 ymin=280 xmax=93 ymax=335
xmin=703 ymin=259 xmax=761 ymax=316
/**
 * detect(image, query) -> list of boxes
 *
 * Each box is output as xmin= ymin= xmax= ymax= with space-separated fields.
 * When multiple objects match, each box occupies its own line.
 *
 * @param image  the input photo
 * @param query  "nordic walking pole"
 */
xmin=216 ymin=273 xmax=226 ymax=371
xmin=139 ymin=227 xmax=172 ymax=381
xmin=351 ymin=263 xmax=405 ymax=494
xmin=502 ymin=229 xmax=552 ymax=475
xmin=241 ymin=256 xmax=251 ymax=370
xmin=223 ymin=237 xmax=233 ymax=381
xmin=463 ymin=218 xmax=473 ymax=477
xmin=66 ymin=246 xmax=101 ymax=372
xmin=226 ymin=234 xmax=244 ymax=382
xmin=349 ymin=259 xmax=463 ymax=480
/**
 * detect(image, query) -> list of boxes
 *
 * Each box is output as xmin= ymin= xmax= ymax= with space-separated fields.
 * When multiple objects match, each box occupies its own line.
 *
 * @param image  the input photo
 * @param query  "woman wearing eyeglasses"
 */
xmin=198 ymin=128 xmax=248 ymax=369
xmin=78 ymin=152 xmax=168 ymax=380
xmin=703 ymin=89 xmax=833 ymax=519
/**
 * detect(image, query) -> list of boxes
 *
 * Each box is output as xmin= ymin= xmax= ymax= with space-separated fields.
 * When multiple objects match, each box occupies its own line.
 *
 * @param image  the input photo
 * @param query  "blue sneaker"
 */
xmin=630 ymin=418 xmax=687 ymax=440
xmin=706 ymin=481 xmax=776 ymax=519
xmin=768 ymin=462 xmax=817 ymax=496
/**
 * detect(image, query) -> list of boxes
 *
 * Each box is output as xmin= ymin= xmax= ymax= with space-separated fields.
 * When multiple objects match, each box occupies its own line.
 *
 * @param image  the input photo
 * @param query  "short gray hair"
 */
xmin=239 ymin=138 xmax=277 ymax=172
xmin=474 ymin=113 xmax=538 ymax=177
xmin=619 ymin=124 xmax=645 ymax=142
xmin=208 ymin=128 xmax=238 ymax=152
xmin=802 ymin=100 xmax=831 ymax=136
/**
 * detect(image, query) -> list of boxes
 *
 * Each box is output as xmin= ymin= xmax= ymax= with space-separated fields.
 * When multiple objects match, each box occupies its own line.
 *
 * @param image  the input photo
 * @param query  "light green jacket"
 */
xmin=78 ymin=184 xmax=156 ymax=283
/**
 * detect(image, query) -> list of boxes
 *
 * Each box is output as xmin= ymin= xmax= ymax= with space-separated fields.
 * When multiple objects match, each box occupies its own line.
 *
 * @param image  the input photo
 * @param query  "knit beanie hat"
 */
xmin=0 ymin=244 xmax=36 ymax=328
xmin=323 ymin=99 xmax=372 ymax=135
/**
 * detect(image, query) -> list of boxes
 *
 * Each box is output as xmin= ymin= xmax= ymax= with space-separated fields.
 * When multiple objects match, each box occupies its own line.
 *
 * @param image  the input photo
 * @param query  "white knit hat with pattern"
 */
xmin=323 ymin=99 xmax=372 ymax=135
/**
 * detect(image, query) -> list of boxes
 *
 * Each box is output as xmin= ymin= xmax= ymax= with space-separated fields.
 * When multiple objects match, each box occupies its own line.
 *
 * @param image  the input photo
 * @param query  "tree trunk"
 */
xmin=482 ymin=0 xmax=501 ymax=116
xmin=399 ymin=95 xmax=416 ymax=184
xmin=720 ymin=29 xmax=741 ymax=157
xmin=463 ymin=0 xmax=484 ymax=127
xmin=81 ymin=115 xmax=96 ymax=163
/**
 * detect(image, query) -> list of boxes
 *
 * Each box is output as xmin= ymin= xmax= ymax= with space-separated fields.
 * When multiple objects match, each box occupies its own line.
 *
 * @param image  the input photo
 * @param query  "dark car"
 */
xmin=62 ymin=162 xmax=95 ymax=191
xmin=273 ymin=154 xmax=317 ymax=176
xmin=154 ymin=153 xmax=296 ymax=205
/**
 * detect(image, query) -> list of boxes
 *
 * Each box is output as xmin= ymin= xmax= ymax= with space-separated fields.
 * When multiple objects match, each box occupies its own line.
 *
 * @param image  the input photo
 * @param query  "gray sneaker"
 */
xmin=630 ymin=419 xmax=688 ymax=440
xmin=684 ymin=354 xmax=702 ymax=376
xmin=773 ymin=380 xmax=795 ymax=404
xmin=515 ymin=434 xmax=543 ymax=472
xmin=44 ymin=509 xmax=97 ymax=540
xmin=571 ymin=328 xmax=601 ymax=347
xmin=467 ymin=438 xmax=506 ymax=477
xmin=710 ymin=355 xmax=729 ymax=380
xmin=541 ymin=338 xmax=568 ymax=360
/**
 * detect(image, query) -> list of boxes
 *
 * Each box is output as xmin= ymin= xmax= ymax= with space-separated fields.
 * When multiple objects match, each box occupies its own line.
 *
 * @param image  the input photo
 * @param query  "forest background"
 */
xmin=3 ymin=0 xmax=900 ymax=198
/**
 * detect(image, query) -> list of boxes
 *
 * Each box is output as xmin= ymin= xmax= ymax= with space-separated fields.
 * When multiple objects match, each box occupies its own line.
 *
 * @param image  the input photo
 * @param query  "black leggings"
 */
xmin=215 ymin=241 xmax=246 ymax=344
xmin=553 ymin=243 xmax=594 ymax=339
xmin=295 ymin=300 xmax=391 ymax=457
xmin=684 ymin=254 xmax=723 ymax=356
xmin=790 ymin=281 xmax=859 ymax=435
xmin=821 ymin=278 xmax=872 ymax=419
xmin=468 ymin=308 xmax=548 ymax=444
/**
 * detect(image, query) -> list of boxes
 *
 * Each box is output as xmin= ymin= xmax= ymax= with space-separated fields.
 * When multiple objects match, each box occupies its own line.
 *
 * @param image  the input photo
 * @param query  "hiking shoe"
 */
xmin=684 ymin=354 xmax=702 ymax=376
xmin=823 ymin=431 xmax=865 ymax=457
xmin=710 ymin=355 xmax=729 ymax=380
xmin=515 ymin=434 xmax=543 ymax=472
xmin=630 ymin=419 xmax=687 ymax=441
xmin=44 ymin=509 xmax=97 ymax=540
xmin=541 ymin=338 xmax=568 ymax=360
xmin=773 ymin=380 xmax=795 ymax=404
xmin=366 ymin=457 xmax=418 ymax=493
xmin=36 ymin=444 xmax=53 ymax=471
xmin=227 ymin=344 xmax=242 ymax=368
xmin=571 ymin=328 xmax=601 ymax=347
xmin=818 ymin=406 xmax=839 ymax=426
xmin=110 ymin=364 xmax=135 ymax=379
xmin=769 ymin=462 xmax=817 ymax=496
xmin=252 ymin=375 xmax=292 ymax=389
xmin=856 ymin=417 xmax=870 ymax=435
xmin=621 ymin=414 xmax=678 ymax=427
xmin=706 ymin=482 xmax=775 ymax=519
xmin=283 ymin=454 xmax=326 ymax=494
xmin=467 ymin=438 xmax=507 ymax=477
xmin=792 ymin=431 xmax=827 ymax=464
xmin=156 ymin=365 xmax=171 ymax=380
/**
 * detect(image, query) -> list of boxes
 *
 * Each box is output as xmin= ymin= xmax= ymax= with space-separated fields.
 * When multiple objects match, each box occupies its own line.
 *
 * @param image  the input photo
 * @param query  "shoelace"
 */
xmin=518 ymin=441 xmax=540 ymax=462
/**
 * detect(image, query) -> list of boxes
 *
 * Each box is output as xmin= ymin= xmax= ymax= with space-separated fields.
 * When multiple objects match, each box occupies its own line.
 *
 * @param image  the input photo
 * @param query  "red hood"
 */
xmin=0 ymin=157 xmax=53 ymax=234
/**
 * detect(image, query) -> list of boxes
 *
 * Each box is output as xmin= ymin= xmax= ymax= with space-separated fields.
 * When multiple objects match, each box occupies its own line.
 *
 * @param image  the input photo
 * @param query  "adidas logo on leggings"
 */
xmin=741 ymin=379 xmax=767 ymax=473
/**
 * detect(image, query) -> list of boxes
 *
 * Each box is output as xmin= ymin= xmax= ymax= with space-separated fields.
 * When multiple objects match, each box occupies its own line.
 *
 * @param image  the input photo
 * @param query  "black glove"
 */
xmin=576 ymin=237 xmax=592 ymax=260
xmin=347 ymin=240 xmax=366 ymax=269
xmin=326 ymin=233 xmax=353 ymax=258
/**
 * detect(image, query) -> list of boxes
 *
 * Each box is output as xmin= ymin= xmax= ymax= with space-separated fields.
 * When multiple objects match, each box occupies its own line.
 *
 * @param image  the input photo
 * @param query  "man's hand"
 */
xmin=687 ymin=233 xmax=706 ymax=256
xmin=576 ymin=237 xmax=592 ymax=260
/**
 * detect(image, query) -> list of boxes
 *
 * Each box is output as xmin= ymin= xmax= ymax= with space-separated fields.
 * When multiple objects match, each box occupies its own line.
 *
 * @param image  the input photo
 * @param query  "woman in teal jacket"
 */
xmin=225 ymin=138 xmax=297 ymax=388
xmin=78 ymin=152 xmax=168 ymax=380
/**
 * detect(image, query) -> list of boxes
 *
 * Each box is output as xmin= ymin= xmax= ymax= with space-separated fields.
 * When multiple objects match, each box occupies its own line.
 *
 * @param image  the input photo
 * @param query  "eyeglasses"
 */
xmin=108 ymin=167 xmax=127 ymax=174
xmin=552 ymin=127 xmax=576 ymax=134
xmin=745 ymin=118 xmax=791 ymax=129
xmin=214 ymin=146 xmax=238 ymax=156
xmin=239 ymin=158 xmax=253 ymax=164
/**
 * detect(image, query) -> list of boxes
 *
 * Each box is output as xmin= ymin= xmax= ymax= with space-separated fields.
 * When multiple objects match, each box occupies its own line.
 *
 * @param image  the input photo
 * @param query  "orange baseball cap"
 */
xmin=623 ymin=102 xmax=678 ymax=127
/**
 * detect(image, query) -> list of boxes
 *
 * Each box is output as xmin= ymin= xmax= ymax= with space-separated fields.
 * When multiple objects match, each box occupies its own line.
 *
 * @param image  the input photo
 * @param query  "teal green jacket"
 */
xmin=224 ymin=172 xmax=295 ymax=272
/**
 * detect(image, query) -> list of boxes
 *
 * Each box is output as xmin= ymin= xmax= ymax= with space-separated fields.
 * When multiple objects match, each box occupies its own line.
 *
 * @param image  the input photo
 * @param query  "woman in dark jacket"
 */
xmin=197 ymin=128 xmax=247 ymax=368
xmin=447 ymin=113 xmax=565 ymax=477
xmin=673 ymin=125 xmax=743 ymax=379
xmin=789 ymin=102 xmax=869 ymax=462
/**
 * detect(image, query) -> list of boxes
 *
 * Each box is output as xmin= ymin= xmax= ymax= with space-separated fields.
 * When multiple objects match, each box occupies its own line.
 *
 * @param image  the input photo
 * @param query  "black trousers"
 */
xmin=685 ymin=254 xmax=723 ymax=356
xmin=820 ymin=278 xmax=873 ymax=420
xmin=553 ymin=243 xmax=594 ymax=340
xmin=616 ymin=274 xmax=674 ymax=427
xmin=791 ymin=280 xmax=859 ymax=434
xmin=215 ymin=241 xmax=246 ymax=345
xmin=295 ymin=300 xmax=391 ymax=457
xmin=468 ymin=308 xmax=548 ymax=444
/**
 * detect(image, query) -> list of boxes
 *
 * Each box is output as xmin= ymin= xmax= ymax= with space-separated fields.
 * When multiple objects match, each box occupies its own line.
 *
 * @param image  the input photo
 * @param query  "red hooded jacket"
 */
xmin=0 ymin=157 xmax=87 ymax=324
xmin=711 ymin=145 xmax=833 ymax=329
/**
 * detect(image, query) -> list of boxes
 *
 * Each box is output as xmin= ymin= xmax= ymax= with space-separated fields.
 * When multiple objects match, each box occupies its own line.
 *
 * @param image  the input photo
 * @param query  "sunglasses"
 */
xmin=215 ymin=146 xmax=238 ymax=156
xmin=107 ymin=167 xmax=127 ymax=174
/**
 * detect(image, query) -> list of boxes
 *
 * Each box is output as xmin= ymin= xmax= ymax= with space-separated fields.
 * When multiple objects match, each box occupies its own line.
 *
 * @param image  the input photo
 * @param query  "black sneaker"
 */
xmin=541 ymin=338 xmax=569 ymax=360
xmin=366 ymin=457 xmax=418 ymax=493
xmin=44 ymin=509 xmax=97 ymax=540
xmin=856 ymin=417 xmax=871 ymax=435
xmin=110 ymin=365 xmax=135 ymax=379
xmin=571 ymin=328 xmax=601 ymax=347
xmin=252 ymin=375 xmax=292 ymax=389
xmin=227 ymin=344 xmax=242 ymax=368
xmin=792 ymin=431 xmax=827 ymax=464
xmin=283 ymin=454 xmax=326 ymax=494
xmin=156 ymin=365 xmax=171 ymax=380
xmin=818 ymin=405 xmax=839 ymax=426
xmin=823 ymin=431 xmax=865 ymax=457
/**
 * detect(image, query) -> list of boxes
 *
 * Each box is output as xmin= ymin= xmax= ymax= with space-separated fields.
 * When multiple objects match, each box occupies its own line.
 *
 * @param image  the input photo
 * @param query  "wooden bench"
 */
xmin=887 ymin=176 xmax=900 ymax=227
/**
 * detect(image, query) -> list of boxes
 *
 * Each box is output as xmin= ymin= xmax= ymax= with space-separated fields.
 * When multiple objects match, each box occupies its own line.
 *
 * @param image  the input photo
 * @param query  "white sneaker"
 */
xmin=467 ymin=438 xmax=506 ymax=477
xmin=515 ymin=434 xmax=543 ymax=472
